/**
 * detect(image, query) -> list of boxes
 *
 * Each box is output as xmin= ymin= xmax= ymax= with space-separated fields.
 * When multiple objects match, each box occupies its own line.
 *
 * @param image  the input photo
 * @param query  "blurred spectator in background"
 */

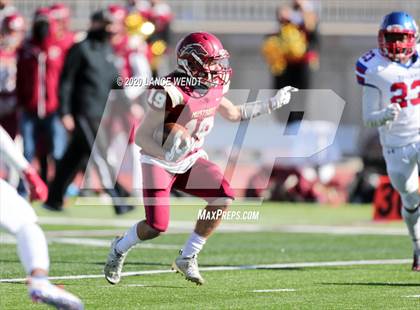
xmin=262 ymin=0 xmax=319 ymax=91
xmin=126 ymin=0 xmax=172 ymax=76
xmin=45 ymin=9 xmax=134 ymax=215
xmin=348 ymin=132 xmax=387 ymax=203
xmin=108 ymin=4 xmax=151 ymax=102
xmin=16 ymin=8 xmax=68 ymax=183
xmin=0 ymin=12 xmax=24 ymax=187
xmin=107 ymin=4 xmax=151 ymax=196
xmin=0 ymin=13 xmax=24 ymax=139
xmin=291 ymin=0 xmax=319 ymax=70
xmin=0 ymin=0 xmax=16 ymax=25
xmin=49 ymin=3 xmax=76 ymax=52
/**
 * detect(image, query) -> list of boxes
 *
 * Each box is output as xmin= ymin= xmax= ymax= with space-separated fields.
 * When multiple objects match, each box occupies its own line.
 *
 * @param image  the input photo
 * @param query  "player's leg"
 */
xmin=48 ymin=112 xmax=68 ymax=161
xmin=0 ymin=179 xmax=49 ymax=277
xmin=79 ymin=117 xmax=134 ymax=215
xmin=44 ymin=125 xmax=87 ymax=211
xmin=104 ymin=163 xmax=174 ymax=284
xmin=384 ymin=145 xmax=420 ymax=270
xmin=17 ymin=113 xmax=37 ymax=196
xmin=172 ymin=158 xmax=234 ymax=284
xmin=0 ymin=179 xmax=83 ymax=309
xmin=20 ymin=112 xmax=37 ymax=163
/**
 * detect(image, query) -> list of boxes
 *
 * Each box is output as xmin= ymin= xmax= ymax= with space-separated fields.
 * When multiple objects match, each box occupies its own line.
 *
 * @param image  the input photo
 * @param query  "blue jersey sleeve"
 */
xmin=355 ymin=49 xmax=379 ymax=88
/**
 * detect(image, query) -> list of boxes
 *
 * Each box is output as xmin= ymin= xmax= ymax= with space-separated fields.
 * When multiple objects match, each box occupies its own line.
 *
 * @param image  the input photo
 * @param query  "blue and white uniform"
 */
xmin=356 ymin=47 xmax=420 ymax=211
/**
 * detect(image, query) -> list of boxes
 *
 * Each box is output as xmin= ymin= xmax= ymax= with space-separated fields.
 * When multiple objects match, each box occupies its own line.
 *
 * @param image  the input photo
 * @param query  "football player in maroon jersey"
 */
xmin=105 ymin=32 xmax=297 ymax=285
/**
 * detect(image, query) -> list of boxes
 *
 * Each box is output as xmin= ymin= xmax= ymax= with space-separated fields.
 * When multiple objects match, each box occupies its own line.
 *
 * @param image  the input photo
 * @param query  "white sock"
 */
xmin=116 ymin=223 xmax=141 ymax=254
xmin=16 ymin=223 xmax=50 ymax=274
xmin=30 ymin=275 xmax=50 ymax=287
xmin=181 ymin=232 xmax=206 ymax=258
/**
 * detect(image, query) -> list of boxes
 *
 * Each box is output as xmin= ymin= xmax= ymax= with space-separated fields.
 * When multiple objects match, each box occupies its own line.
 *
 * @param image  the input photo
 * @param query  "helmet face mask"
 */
xmin=176 ymin=32 xmax=232 ymax=88
xmin=378 ymin=12 xmax=418 ymax=63
xmin=200 ymin=56 xmax=231 ymax=87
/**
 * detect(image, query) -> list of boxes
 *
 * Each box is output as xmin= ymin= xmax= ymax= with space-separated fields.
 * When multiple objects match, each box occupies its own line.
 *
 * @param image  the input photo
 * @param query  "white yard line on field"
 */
xmin=252 ymin=289 xmax=296 ymax=292
xmin=39 ymin=216 xmax=138 ymax=227
xmin=45 ymin=230 xmax=124 ymax=237
xmin=98 ymin=284 xmax=146 ymax=288
xmin=49 ymin=237 xmax=180 ymax=250
xmin=0 ymin=234 xmax=180 ymax=250
xmin=403 ymin=295 xmax=420 ymax=298
xmin=0 ymin=259 xmax=411 ymax=283
xmin=38 ymin=217 xmax=407 ymax=236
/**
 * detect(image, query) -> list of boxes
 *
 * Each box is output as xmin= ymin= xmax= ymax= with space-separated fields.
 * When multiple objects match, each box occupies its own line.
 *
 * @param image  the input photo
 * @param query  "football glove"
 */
xmin=269 ymin=86 xmax=299 ymax=111
xmin=164 ymin=132 xmax=193 ymax=163
xmin=240 ymin=86 xmax=298 ymax=120
xmin=383 ymin=103 xmax=401 ymax=122
xmin=23 ymin=167 xmax=48 ymax=202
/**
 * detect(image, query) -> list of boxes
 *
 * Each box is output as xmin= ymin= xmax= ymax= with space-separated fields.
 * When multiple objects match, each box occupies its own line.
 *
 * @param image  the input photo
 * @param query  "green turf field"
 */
xmin=1 ymin=202 xmax=419 ymax=309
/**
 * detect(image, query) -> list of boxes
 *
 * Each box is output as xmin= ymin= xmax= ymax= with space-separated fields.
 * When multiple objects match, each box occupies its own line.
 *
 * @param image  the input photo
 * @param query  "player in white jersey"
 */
xmin=356 ymin=11 xmax=420 ymax=270
xmin=0 ymin=125 xmax=84 ymax=309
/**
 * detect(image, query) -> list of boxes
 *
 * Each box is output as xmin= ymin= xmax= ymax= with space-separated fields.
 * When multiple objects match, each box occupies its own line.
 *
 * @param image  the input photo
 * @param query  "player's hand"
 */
xmin=269 ymin=86 xmax=299 ymax=111
xmin=384 ymin=103 xmax=401 ymax=122
xmin=164 ymin=133 xmax=192 ymax=162
xmin=22 ymin=167 xmax=48 ymax=202
xmin=62 ymin=114 xmax=75 ymax=132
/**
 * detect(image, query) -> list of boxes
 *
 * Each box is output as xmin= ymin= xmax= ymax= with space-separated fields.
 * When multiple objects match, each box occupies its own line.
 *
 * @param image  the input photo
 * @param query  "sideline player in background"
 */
xmin=356 ymin=12 xmax=420 ymax=270
xmin=0 ymin=125 xmax=83 ymax=309
xmin=0 ymin=13 xmax=24 ymax=139
xmin=105 ymin=31 xmax=297 ymax=285
xmin=0 ymin=13 xmax=24 ymax=187
xmin=49 ymin=3 xmax=75 ymax=52
xmin=44 ymin=9 xmax=134 ymax=215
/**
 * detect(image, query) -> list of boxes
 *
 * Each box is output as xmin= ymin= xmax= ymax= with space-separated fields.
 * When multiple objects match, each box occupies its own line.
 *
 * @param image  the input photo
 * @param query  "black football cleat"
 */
xmin=114 ymin=205 xmax=135 ymax=215
xmin=412 ymin=253 xmax=420 ymax=271
xmin=42 ymin=203 xmax=63 ymax=212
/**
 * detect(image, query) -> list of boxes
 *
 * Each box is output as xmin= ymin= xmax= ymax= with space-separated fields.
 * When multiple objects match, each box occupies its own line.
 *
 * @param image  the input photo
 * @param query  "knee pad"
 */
xmin=401 ymin=191 xmax=420 ymax=211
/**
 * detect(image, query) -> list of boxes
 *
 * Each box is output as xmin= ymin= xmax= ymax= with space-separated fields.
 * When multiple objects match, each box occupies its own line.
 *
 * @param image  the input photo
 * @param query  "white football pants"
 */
xmin=382 ymin=141 xmax=420 ymax=209
xmin=0 ymin=178 xmax=49 ymax=274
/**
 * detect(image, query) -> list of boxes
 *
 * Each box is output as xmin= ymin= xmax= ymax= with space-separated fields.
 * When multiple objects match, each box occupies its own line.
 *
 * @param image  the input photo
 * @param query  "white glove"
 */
xmin=383 ymin=103 xmax=401 ymax=122
xmin=164 ymin=132 xmax=192 ymax=162
xmin=239 ymin=86 xmax=298 ymax=120
xmin=269 ymin=86 xmax=299 ymax=111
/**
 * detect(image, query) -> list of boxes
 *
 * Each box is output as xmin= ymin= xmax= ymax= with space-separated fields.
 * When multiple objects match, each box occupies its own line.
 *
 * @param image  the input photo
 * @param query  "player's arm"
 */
xmin=135 ymin=107 xmax=167 ymax=159
xmin=59 ymin=43 xmax=83 ymax=131
xmin=136 ymin=108 xmax=192 ymax=162
xmin=0 ymin=126 xmax=48 ymax=201
xmin=362 ymin=85 xmax=400 ymax=128
xmin=136 ymin=88 xmax=192 ymax=162
xmin=217 ymin=97 xmax=242 ymax=122
xmin=218 ymin=86 xmax=298 ymax=122
xmin=355 ymin=53 xmax=400 ymax=127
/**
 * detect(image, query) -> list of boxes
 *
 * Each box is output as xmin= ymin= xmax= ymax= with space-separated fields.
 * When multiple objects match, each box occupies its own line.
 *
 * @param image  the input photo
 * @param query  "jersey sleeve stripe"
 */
xmin=356 ymin=61 xmax=367 ymax=74
xmin=356 ymin=74 xmax=365 ymax=85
